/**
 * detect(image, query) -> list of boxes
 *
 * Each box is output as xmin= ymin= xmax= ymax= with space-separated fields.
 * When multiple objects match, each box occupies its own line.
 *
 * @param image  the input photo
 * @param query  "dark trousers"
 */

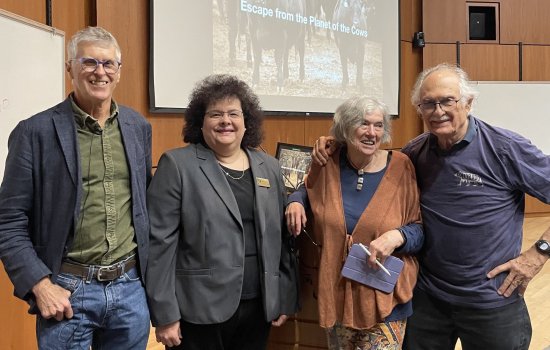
xmin=403 ymin=288 xmax=532 ymax=350
xmin=169 ymin=298 xmax=271 ymax=350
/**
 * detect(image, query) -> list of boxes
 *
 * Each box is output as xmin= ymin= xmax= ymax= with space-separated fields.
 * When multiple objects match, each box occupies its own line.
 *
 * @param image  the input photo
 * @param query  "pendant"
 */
xmin=356 ymin=170 xmax=364 ymax=191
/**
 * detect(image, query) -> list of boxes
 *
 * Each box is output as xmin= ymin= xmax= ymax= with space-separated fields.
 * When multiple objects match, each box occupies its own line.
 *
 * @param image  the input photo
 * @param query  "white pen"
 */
xmin=358 ymin=243 xmax=391 ymax=276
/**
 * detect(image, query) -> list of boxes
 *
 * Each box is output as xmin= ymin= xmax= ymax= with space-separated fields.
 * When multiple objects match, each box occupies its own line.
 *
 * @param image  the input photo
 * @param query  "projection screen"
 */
xmin=150 ymin=0 xmax=400 ymax=115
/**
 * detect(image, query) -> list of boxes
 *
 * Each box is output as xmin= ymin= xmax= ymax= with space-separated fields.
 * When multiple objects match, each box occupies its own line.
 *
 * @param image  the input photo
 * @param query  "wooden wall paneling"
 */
xmin=391 ymin=109 xmax=422 ymax=150
xmin=521 ymin=45 xmax=550 ymax=80
xmin=419 ymin=0 xmax=550 ymax=46
xmin=96 ymin=0 xmax=149 ymax=114
xmin=268 ymin=345 xmax=325 ymax=350
xmin=268 ymin=318 xmax=298 ymax=348
xmin=500 ymin=0 xmax=550 ymax=45
xmin=460 ymin=44 xmax=519 ymax=80
xmin=148 ymin=115 xmax=185 ymax=165
xmin=52 ymin=0 xmax=94 ymax=96
xmin=399 ymin=0 xmax=414 ymax=42
xmin=269 ymin=230 xmax=326 ymax=348
xmin=296 ymin=321 xmax=328 ymax=348
xmin=290 ymin=247 xmax=326 ymax=348
xmin=422 ymin=43 xmax=457 ymax=68
xmin=525 ymin=196 xmax=550 ymax=215
xmin=262 ymin=116 xmax=306 ymax=156
xmin=95 ymin=0 xmax=188 ymax=164
xmin=0 ymin=0 xmax=45 ymax=23
xmin=268 ymin=344 xmax=325 ymax=350
xmin=268 ymin=339 xmax=326 ymax=350
xmin=0 ymin=263 xmax=37 ymax=349
xmin=422 ymin=0 xmax=466 ymax=43
xmin=263 ymin=115 xmax=331 ymax=157
xmin=297 ymin=267 xmax=321 ymax=322
xmin=273 ymin=285 xmax=327 ymax=348
xmin=303 ymin=116 xmax=334 ymax=149
xmin=294 ymin=231 xmax=322 ymax=322
xmin=52 ymin=0 xmax=93 ymax=39
xmin=269 ymin=318 xmax=326 ymax=349
xmin=267 ymin=344 xmax=293 ymax=350
xmin=400 ymin=0 xmax=422 ymax=44
xmin=394 ymin=40 xmax=423 ymax=149
xmin=465 ymin=2 xmax=499 ymax=44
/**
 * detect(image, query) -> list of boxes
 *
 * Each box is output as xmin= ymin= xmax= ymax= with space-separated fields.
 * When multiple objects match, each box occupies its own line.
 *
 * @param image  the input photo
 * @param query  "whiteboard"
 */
xmin=0 ymin=9 xmax=65 ymax=179
xmin=471 ymin=81 xmax=550 ymax=154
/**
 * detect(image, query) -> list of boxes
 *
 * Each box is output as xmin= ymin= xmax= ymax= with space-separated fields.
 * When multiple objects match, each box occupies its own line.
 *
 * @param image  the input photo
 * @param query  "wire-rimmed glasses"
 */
xmin=72 ymin=57 xmax=121 ymax=74
xmin=205 ymin=110 xmax=244 ymax=119
xmin=417 ymin=97 xmax=462 ymax=114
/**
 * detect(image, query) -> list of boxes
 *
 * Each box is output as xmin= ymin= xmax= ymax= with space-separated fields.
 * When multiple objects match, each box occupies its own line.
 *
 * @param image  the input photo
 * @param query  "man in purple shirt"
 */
xmin=313 ymin=64 xmax=550 ymax=350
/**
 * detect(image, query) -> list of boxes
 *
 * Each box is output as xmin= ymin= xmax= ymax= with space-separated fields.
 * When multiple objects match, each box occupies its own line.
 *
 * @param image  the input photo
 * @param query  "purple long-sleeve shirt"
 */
xmin=402 ymin=116 xmax=550 ymax=308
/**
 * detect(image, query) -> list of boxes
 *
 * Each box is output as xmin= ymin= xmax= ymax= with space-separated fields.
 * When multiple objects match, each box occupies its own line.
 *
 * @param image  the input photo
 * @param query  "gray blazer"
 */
xmin=0 ymin=98 xmax=152 ymax=312
xmin=145 ymin=143 xmax=299 ymax=326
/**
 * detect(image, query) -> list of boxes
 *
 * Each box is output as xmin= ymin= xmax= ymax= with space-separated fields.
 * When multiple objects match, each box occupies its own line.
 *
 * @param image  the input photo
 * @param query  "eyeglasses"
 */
xmin=72 ymin=57 xmax=121 ymax=74
xmin=205 ymin=110 xmax=244 ymax=119
xmin=417 ymin=97 xmax=462 ymax=114
xmin=302 ymin=228 xmax=321 ymax=247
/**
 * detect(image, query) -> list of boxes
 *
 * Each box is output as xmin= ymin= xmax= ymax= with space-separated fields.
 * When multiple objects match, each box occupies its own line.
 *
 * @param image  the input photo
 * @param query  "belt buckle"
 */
xmin=96 ymin=264 xmax=118 ymax=281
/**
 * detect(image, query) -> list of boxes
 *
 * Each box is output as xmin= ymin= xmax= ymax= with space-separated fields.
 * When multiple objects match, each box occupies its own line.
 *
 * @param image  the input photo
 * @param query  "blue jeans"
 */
xmin=403 ymin=288 xmax=532 ymax=350
xmin=36 ymin=267 xmax=150 ymax=350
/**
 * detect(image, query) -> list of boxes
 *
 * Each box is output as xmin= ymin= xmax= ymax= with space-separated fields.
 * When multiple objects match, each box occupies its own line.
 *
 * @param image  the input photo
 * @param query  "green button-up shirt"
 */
xmin=67 ymin=95 xmax=137 ymax=265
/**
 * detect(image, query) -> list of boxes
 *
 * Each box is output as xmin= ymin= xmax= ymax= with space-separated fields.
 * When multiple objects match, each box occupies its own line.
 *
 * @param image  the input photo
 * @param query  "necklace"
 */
xmin=356 ymin=168 xmax=365 ymax=191
xmin=347 ymin=153 xmax=375 ymax=191
xmin=220 ymin=166 xmax=245 ymax=180
xmin=219 ymin=151 xmax=246 ymax=180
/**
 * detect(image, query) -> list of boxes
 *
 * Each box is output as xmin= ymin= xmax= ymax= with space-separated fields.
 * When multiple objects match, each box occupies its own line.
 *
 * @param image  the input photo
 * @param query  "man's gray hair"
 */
xmin=330 ymin=96 xmax=392 ymax=144
xmin=411 ymin=63 xmax=479 ymax=111
xmin=67 ymin=26 xmax=121 ymax=62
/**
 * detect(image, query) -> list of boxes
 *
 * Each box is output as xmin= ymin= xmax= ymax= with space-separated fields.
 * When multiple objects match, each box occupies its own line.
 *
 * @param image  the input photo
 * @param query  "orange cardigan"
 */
xmin=306 ymin=149 xmax=421 ymax=329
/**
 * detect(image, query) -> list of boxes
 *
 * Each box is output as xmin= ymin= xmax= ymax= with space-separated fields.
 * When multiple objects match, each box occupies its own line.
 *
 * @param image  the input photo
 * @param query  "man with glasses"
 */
xmin=400 ymin=63 xmax=550 ymax=350
xmin=0 ymin=26 xmax=151 ymax=349
xmin=311 ymin=63 xmax=550 ymax=350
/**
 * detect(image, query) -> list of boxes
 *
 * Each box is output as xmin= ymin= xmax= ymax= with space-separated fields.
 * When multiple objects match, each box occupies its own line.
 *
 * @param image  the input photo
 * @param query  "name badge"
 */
xmin=256 ymin=177 xmax=270 ymax=188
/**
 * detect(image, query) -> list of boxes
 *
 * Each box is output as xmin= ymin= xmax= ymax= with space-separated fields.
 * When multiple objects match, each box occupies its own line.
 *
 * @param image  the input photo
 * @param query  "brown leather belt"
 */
xmin=60 ymin=255 xmax=137 ymax=281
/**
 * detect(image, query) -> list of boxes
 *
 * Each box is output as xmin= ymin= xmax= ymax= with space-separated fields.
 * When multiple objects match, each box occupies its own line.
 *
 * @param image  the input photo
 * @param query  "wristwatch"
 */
xmin=535 ymin=240 xmax=550 ymax=256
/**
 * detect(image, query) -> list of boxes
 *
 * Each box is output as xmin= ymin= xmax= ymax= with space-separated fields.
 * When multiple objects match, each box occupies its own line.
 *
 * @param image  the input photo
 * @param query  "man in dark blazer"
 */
xmin=0 ymin=27 xmax=151 ymax=349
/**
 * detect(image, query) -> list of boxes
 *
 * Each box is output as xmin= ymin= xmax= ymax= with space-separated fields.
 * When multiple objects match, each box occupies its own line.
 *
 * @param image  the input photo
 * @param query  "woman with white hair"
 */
xmin=286 ymin=96 xmax=423 ymax=350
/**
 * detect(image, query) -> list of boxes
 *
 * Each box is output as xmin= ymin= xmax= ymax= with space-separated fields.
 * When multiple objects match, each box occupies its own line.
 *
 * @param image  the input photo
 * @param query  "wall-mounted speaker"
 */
xmin=413 ymin=32 xmax=425 ymax=48
xmin=468 ymin=5 xmax=497 ymax=40
xmin=469 ymin=13 xmax=487 ymax=39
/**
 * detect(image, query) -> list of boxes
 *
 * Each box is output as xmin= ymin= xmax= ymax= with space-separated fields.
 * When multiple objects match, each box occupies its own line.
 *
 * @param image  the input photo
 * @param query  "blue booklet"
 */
xmin=341 ymin=243 xmax=404 ymax=293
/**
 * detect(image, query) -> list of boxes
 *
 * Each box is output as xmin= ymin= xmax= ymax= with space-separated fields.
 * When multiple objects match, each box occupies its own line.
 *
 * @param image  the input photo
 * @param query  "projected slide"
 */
xmin=151 ymin=0 xmax=399 ymax=115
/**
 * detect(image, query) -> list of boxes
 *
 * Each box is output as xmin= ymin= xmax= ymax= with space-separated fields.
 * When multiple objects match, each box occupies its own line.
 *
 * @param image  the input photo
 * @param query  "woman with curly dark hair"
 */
xmin=145 ymin=74 xmax=299 ymax=350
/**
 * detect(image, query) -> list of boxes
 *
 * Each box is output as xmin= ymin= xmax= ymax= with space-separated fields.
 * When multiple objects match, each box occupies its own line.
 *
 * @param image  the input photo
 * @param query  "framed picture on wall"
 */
xmin=275 ymin=142 xmax=313 ymax=191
